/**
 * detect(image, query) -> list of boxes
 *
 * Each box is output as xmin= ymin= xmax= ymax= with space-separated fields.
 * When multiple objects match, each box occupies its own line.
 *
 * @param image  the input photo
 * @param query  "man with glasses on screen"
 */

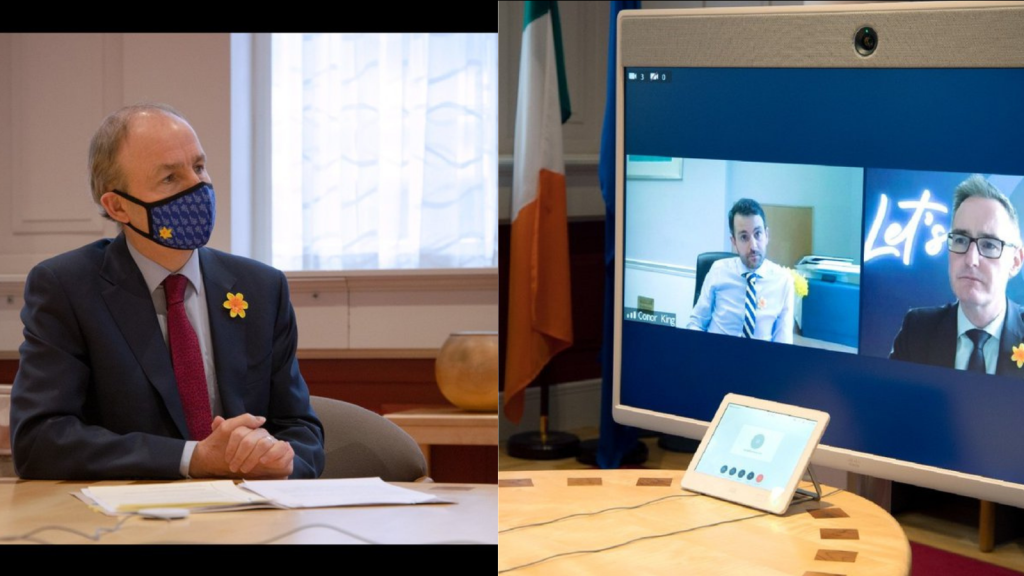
xmin=687 ymin=198 xmax=794 ymax=343
xmin=891 ymin=175 xmax=1024 ymax=374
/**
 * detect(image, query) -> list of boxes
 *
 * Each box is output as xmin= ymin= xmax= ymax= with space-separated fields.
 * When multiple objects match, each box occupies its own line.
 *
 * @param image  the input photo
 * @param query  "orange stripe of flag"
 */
xmin=504 ymin=168 xmax=573 ymax=423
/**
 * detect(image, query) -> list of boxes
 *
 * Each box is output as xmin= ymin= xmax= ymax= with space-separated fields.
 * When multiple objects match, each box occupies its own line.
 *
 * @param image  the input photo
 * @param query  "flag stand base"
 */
xmin=658 ymin=434 xmax=701 ymax=453
xmin=507 ymin=431 xmax=580 ymax=460
xmin=575 ymin=438 xmax=649 ymax=467
xmin=506 ymin=370 xmax=580 ymax=460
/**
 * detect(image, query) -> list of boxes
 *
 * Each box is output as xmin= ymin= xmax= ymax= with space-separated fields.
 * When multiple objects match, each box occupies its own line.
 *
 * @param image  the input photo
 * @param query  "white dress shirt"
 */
xmin=687 ymin=257 xmax=795 ymax=343
xmin=126 ymin=241 xmax=222 ymax=477
xmin=954 ymin=303 xmax=1004 ymax=374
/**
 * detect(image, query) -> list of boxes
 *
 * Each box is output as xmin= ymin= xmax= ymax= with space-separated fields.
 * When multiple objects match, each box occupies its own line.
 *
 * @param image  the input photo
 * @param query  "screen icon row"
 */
xmin=627 ymin=71 xmax=671 ymax=83
xmin=720 ymin=464 xmax=764 ymax=483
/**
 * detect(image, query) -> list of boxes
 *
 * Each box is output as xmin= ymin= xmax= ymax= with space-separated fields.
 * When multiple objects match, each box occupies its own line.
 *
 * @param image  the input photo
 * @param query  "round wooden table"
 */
xmin=499 ymin=469 xmax=911 ymax=575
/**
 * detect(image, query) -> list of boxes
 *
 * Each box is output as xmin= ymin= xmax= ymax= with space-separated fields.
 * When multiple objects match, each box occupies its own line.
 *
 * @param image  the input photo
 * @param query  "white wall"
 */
xmin=0 ymin=33 xmax=496 ymax=357
xmin=0 ymin=34 xmax=121 ymax=274
xmin=726 ymin=161 xmax=864 ymax=261
xmin=0 ymin=33 xmax=231 ymax=275
xmin=625 ymin=158 xmax=729 ymax=267
xmin=625 ymin=158 xmax=864 ymax=270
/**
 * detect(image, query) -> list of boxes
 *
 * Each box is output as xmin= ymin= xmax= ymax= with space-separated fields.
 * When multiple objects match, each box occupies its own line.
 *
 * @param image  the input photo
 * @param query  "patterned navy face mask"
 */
xmin=112 ymin=182 xmax=216 ymax=250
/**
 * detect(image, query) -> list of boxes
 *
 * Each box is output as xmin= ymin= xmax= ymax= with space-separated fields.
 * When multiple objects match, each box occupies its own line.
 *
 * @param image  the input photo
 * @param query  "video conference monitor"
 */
xmin=612 ymin=2 xmax=1024 ymax=507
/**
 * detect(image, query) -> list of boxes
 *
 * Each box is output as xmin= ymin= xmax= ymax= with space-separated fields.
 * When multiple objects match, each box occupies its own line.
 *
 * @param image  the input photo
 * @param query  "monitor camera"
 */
xmin=855 ymin=26 xmax=878 ymax=56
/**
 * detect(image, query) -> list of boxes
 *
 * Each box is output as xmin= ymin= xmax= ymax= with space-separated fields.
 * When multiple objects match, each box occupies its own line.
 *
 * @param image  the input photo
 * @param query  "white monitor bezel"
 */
xmin=612 ymin=1 xmax=1024 ymax=508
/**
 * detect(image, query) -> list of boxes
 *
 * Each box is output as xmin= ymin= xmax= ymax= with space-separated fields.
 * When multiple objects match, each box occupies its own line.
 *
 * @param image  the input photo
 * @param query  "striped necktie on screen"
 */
xmin=743 ymin=272 xmax=758 ymax=339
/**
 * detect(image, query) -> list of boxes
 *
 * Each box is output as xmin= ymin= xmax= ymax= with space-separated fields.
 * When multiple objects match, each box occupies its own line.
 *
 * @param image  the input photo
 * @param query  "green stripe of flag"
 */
xmin=550 ymin=1 xmax=572 ymax=124
xmin=522 ymin=1 xmax=551 ymax=30
xmin=523 ymin=1 xmax=572 ymax=124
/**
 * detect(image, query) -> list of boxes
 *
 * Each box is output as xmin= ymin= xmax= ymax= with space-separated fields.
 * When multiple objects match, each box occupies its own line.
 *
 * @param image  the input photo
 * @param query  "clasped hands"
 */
xmin=189 ymin=413 xmax=294 ymax=479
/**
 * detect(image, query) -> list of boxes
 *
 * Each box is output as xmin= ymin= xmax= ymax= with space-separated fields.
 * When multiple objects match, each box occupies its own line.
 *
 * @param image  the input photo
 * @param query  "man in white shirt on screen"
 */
xmin=687 ymin=198 xmax=795 ymax=343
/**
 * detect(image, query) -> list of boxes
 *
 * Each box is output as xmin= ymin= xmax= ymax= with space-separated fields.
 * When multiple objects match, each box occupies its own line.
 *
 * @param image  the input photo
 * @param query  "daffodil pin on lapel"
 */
xmin=1012 ymin=343 xmax=1024 ymax=369
xmin=224 ymin=292 xmax=249 ymax=319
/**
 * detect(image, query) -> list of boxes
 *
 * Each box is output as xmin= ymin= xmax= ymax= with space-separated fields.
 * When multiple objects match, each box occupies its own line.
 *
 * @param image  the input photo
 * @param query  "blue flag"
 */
xmin=597 ymin=0 xmax=641 ymax=469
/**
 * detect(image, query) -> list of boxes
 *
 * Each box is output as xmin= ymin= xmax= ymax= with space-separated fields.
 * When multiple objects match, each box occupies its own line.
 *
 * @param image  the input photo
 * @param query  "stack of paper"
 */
xmin=81 ymin=481 xmax=271 ymax=515
xmin=241 ymin=478 xmax=445 ymax=508
xmin=80 ymin=477 xmax=447 ymax=515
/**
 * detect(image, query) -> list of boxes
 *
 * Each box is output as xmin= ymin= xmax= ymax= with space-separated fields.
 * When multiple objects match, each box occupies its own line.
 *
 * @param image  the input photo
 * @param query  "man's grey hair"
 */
xmin=88 ymin=103 xmax=188 ymax=219
xmin=953 ymin=174 xmax=1020 ymax=241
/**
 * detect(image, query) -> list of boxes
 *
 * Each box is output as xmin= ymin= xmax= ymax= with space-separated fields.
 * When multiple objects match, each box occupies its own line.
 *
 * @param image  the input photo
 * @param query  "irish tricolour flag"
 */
xmin=504 ymin=1 xmax=574 ymax=423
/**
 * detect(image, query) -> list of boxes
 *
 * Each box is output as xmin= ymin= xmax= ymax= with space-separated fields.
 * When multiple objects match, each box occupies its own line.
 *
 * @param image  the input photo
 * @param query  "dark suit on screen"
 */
xmin=889 ymin=299 xmax=1024 ymax=375
xmin=10 ymin=234 xmax=325 ymax=479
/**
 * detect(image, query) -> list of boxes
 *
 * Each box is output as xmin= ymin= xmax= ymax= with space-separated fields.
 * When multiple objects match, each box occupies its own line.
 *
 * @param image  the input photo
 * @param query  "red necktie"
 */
xmin=164 ymin=274 xmax=213 ymax=440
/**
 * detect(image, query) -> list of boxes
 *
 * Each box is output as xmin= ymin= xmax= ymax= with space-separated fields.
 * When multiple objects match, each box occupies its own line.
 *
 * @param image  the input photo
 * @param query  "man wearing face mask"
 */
xmin=686 ymin=198 xmax=795 ymax=343
xmin=10 ymin=104 xmax=325 ymax=480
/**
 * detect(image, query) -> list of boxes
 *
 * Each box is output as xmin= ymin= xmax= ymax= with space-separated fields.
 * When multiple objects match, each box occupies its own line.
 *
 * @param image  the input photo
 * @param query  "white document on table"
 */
xmin=81 ymin=480 xmax=272 ymax=515
xmin=240 ymin=477 xmax=448 ymax=508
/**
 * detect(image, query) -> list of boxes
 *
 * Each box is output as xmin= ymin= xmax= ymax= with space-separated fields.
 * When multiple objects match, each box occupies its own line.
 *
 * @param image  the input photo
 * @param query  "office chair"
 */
xmin=310 ymin=396 xmax=428 ymax=481
xmin=693 ymin=252 xmax=738 ymax=306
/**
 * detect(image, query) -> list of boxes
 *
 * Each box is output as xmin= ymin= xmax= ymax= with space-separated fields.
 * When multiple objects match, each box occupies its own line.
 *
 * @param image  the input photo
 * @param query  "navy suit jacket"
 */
xmin=890 ymin=300 xmax=1024 ymax=376
xmin=11 ymin=234 xmax=325 ymax=479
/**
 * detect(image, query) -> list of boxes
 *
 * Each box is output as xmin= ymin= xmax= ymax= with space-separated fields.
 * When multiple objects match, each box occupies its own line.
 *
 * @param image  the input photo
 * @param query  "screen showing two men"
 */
xmin=619 ymin=66 xmax=1024 ymax=485
xmin=624 ymin=158 xmax=1024 ymax=367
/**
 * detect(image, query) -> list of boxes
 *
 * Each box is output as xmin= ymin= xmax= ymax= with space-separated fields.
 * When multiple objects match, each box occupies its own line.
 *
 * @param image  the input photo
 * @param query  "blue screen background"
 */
xmin=621 ymin=68 xmax=1024 ymax=484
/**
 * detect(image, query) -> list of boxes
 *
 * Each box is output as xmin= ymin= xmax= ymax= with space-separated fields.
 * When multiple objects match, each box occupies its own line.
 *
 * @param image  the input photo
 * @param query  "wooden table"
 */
xmin=0 ymin=478 xmax=496 ymax=545
xmin=499 ymin=469 xmax=911 ymax=575
xmin=384 ymin=407 xmax=498 ymax=476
